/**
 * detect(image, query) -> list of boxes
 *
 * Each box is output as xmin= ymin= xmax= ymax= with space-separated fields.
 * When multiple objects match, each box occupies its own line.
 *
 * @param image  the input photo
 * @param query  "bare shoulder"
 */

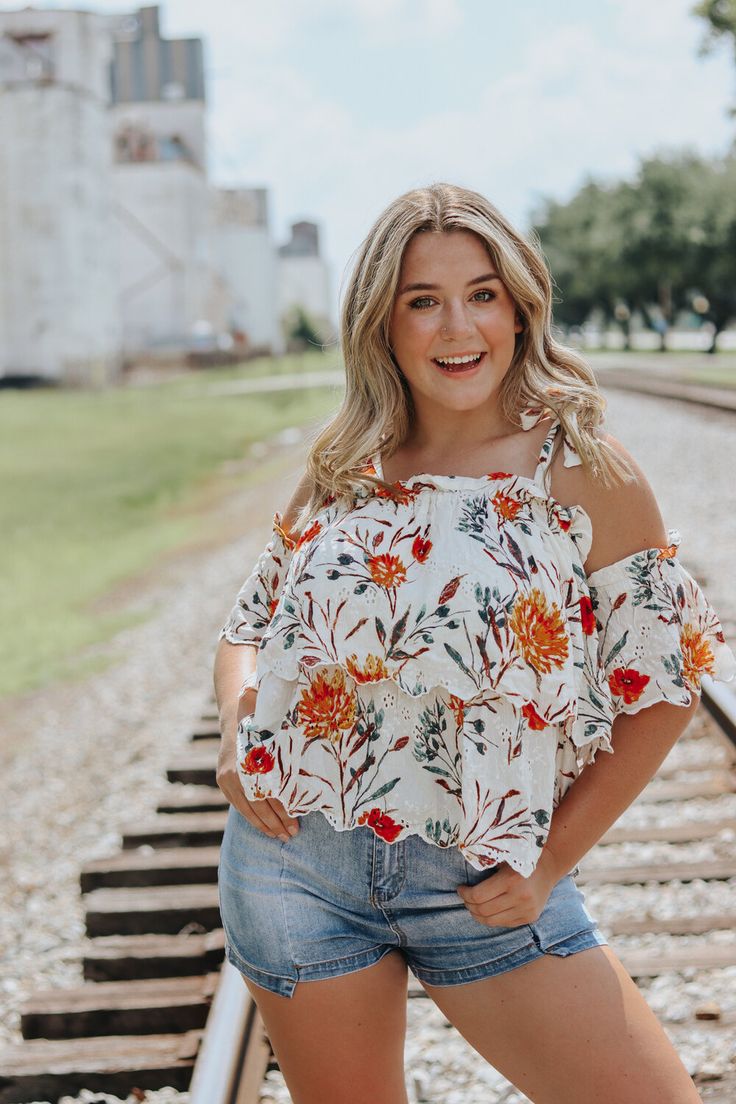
xmin=551 ymin=430 xmax=669 ymax=575
xmin=279 ymin=466 xmax=315 ymax=532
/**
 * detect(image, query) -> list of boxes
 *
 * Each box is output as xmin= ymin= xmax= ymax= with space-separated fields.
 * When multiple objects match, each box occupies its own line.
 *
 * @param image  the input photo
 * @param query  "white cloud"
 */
xmin=206 ymin=4 xmax=734 ymax=318
xmin=4 ymin=0 xmax=732 ymax=322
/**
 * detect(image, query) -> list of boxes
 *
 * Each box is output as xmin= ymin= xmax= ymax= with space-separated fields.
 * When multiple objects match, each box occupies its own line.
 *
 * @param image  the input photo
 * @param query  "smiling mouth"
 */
xmin=432 ymin=353 xmax=485 ymax=373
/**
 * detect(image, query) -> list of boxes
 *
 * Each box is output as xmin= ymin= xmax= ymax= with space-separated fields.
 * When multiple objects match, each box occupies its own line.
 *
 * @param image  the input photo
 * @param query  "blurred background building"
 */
xmin=0 ymin=2 xmax=334 ymax=384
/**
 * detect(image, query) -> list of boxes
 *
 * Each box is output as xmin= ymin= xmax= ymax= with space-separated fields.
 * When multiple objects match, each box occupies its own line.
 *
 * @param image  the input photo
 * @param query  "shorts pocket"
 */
xmin=528 ymin=875 xmax=596 ymax=953
xmin=463 ymin=860 xmax=502 ymax=887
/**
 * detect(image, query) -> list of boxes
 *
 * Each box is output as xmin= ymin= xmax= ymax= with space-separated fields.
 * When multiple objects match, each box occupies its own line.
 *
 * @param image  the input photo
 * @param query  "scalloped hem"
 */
xmin=234 ymin=782 xmax=540 ymax=877
xmin=611 ymin=684 xmax=702 ymax=719
xmin=219 ymin=626 xmax=261 ymax=647
xmin=253 ymin=654 xmax=585 ymax=723
xmin=571 ymin=730 xmax=615 ymax=769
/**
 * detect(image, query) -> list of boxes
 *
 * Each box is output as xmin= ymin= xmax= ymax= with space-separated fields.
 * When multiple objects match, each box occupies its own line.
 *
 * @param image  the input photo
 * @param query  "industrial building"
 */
xmin=0 ymin=3 xmax=332 ymax=383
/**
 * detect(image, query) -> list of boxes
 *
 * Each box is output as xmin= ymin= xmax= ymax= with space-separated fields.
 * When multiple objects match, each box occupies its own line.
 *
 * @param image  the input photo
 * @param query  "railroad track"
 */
xmin=0 ymin=678 xmax=733 ymax=1104
xmin=1 ymin=381 xmax=734 ymax=1104
xmin=590 ymin=364 xmax=736 ymax=415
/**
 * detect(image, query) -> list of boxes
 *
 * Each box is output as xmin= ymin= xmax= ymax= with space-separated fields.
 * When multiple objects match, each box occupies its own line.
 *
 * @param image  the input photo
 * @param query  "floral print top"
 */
xmin=219 ymin=409 xmax=736 ymax=875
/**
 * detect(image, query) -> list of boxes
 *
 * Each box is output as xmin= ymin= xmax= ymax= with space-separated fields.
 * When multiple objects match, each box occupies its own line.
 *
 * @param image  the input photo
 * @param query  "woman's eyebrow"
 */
xmin=398 ymin=272 xmax=501 ymax=295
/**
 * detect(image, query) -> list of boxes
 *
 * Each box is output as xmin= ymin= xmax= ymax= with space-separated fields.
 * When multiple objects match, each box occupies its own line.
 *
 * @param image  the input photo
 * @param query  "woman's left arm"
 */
xmin=536 ymin=694 xmax=699 ymax=883
xmin=457 ymin=431 xmax=734 ymax=921
xmin=538 ymin=429 xmax=724 ymax=882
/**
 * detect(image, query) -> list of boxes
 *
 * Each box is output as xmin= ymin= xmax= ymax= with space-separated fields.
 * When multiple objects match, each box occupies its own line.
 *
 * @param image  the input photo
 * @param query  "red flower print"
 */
xmin=367 ymin=553 xmax=407 ymax=588
xmin=522 ymin=702 xmax=548 ymax=730
xmin=487 ymin=471 xmax=513 ymax=480
xmin=240 ymin=746 xmax=275 ymax=774
xmin=608 ymin=667 xmax=650 ymax=704
xmin=295 ymin=519 xmax=323 ymax=551
xmin=579 ymin=595 xmax=596 ymax=635
xmin=448 ymin=693 xmax=466 ymax=728
xmin=492 ymin=490 xmax=522 ymax=521
xmin=358 ymin=807 xmax=403 ymax=842
xmin=412 ymin=534 xmax=432 ymax=562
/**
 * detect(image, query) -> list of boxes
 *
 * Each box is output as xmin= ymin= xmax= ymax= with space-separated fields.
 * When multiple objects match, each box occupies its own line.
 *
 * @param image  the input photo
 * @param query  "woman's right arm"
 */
xmin=213 ymin=470 xmax=312 ymax=839
xmin=213 ymin=638 xmax=296 ymax=838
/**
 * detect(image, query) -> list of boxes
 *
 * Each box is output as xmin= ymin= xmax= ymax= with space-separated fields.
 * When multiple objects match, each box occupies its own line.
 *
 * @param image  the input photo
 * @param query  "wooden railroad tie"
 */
xmin=1 ymin=695 xmax=735 ymax=1103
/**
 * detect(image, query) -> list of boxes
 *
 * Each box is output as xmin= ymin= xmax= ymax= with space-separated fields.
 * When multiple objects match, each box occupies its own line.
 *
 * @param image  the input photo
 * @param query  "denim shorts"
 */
xmin=217 ymin=805 xmax=608 ymax=999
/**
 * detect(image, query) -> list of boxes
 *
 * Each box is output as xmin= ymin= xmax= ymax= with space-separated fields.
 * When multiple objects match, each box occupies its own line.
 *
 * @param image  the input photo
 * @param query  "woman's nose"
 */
xmin=440 ymin=302 xmax=475 ymax=337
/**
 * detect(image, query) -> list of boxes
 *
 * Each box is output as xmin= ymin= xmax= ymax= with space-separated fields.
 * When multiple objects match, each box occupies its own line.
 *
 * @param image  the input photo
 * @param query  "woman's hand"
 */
xmin=456 ymin=859 xmax=557 ymax=927
xmin=216 ymin=696 xmax=300 ymax=842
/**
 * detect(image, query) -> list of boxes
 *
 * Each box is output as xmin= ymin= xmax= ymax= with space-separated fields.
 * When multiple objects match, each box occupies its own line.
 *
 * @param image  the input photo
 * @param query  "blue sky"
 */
xmin=5 ymin=0 xmax=735 ymax=321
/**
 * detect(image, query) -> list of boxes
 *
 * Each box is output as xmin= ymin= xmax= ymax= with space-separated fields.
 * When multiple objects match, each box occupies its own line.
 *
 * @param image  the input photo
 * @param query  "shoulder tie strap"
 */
xmin=530 ymin=414 xmax=583 ymax=491
xmin=532 ymin=419 xmax=560 ymax=489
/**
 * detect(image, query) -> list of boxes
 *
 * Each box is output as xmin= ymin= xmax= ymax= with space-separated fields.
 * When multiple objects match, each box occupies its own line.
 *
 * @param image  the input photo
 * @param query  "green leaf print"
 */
xmin=443 ymin=643 xmax=474 ymax=678
xmin=603 ymin=630 xmax=629 ymax=669
xmin=364 ymin=777 xmax=400 ymax=803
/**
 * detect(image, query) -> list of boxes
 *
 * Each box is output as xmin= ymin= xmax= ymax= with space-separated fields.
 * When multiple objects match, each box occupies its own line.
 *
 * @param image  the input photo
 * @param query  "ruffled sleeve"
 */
xmin=586 ymin=528 xmax=736 ymax=717
xmin=219 ymin=512 xmax=297 ymax=648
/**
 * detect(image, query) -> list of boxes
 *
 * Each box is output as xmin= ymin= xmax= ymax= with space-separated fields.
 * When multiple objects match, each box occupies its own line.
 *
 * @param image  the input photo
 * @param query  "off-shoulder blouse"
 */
xmin=219 ymin=409 xmax=736 ymax=875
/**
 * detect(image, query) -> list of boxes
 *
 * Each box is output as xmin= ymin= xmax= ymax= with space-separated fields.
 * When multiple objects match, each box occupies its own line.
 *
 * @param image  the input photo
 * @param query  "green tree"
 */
xmin=693 ymin=0 xmax=736 ymax=112
xmin=615 ymin=154 xmax=712 ymax=350
xmin=684 ymin=153 xmax=736 ymax=350
xmin=282 ymin=305 xmax=323 ymax=353
xmin=534 ymin=152 xmax=736 ymax=352
xmin=532 ymin=180 xmax=628 ymax=338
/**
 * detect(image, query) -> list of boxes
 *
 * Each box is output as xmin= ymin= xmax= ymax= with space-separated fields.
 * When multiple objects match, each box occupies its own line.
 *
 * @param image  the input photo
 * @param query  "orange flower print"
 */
xmin=608 ymin=666 xmax=650 ymax=704
xmin=680 ymin=624 xmax=714 ymax=689
xmin=657 ymin=542 xmax=678 ymax=561
xmin=345 ymin=653 xmax=391 ymax=684
xmin=358 ymin=807 xmax=403 ymax=842
xmin=367 ymin=553 xmax=407 ymax=589
xmin=296 ymin=668 xmax=356 ymax=742
xmin=240 ymin=746 xmax=275 ymax=774
xmin=509 ymin=588 xmax=569 ymax=673
xmin=579 ymin=595 xmax=596 ymax=636
xmin=492 ymin=490 xmax=522 ymax=521
xmin=412 ymin=534 xmax=432 ymax=562
xmin=522 ymin=702 xmax=548 ymax=730
xmin=295 ymin=519 xmax=322 ymax=551
xmin=447 ymin=693 xmax=466 ymax=728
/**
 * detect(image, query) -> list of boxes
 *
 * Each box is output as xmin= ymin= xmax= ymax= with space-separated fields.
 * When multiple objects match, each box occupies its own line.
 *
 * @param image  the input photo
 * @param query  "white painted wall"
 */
xmin=113 ymin=158 xmax=216 ymax=350
xmin=0 ymin=9 xmax=121 ymax=383
xmin=210 ymin=189 xmax=284 ymax=354
xmin=112 ymin=99 xmax=207 ymax=170
xmin=277 ymin=254 xmax=333 ymax=336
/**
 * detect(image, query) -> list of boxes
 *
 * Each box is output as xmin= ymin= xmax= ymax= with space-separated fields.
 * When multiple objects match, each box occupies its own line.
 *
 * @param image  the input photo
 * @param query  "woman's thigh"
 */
xmin=420 ymin=944 xmax=701 ymax=1104
xmin=244 ymin=949 xmax=410 ymax=1104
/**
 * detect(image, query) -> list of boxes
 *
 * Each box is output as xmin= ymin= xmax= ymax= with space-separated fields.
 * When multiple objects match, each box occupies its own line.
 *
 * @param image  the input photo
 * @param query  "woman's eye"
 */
xmin=408 ymin=290 xmax=496 ymax=310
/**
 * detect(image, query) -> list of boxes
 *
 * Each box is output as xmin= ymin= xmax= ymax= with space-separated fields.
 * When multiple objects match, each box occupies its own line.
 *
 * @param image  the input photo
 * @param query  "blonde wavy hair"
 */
xmin=292 ymin=181 xmax=634 ymax=532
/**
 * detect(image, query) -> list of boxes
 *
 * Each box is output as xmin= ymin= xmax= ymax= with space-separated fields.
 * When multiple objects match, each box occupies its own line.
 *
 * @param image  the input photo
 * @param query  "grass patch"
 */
xmin=1 ymin=350 xmax=343 ymax=700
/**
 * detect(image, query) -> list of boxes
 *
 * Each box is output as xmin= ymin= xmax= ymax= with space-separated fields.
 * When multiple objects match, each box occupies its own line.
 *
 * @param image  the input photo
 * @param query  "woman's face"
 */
xmin=387 ymin=229 xmax=523 ymax=419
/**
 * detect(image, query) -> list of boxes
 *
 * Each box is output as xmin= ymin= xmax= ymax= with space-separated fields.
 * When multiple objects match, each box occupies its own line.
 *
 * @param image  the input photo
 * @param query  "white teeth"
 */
xmin=435 ymin=354 xmax=482 ymax=366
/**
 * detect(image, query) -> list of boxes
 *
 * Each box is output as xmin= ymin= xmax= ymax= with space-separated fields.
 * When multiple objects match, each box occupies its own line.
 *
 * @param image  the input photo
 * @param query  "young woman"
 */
xmin=213 ymin=182 xmax=735 ymax=1104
